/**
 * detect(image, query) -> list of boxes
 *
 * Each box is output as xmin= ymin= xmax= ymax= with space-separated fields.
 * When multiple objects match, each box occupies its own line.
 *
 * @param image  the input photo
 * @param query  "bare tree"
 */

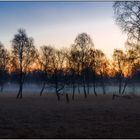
xmin=73 ymin=33 xmax=94 ymax=98
xmin=95 ymin=49 xmax=109 ymax=95
xmin=122 ymin=45 xmax=140 ymax=95
xmin=51 ymin=49 xmax=66 ymax=101
xmin=112 ymin=49 xmax=127 ymax=95
xmin=113 ymin=2 xmax=140 ymax=96
xmin=113 ymin=1 xmax=140 ymax=42
xmin=38 ymin=45 xmax=54 ymax=96
xmin=88 ymin=49 xmax=97 ymax=96
xmin=0 ymin=42 xmax=9 ymax=92
xmin=11 ymin=29 xmax=37 ymax=99
xmin=67 ymin=45 xmax=81 ymax=100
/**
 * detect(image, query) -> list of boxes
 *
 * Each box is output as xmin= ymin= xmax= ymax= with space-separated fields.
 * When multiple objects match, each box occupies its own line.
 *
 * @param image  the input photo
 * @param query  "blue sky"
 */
xmin=0 ymin=2 xmax=127 ymax=57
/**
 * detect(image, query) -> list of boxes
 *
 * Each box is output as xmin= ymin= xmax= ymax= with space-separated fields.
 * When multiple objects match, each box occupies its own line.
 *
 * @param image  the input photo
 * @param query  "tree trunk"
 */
xmin=78 ymin=83 xmax=80 ymax=94
xmin=40 ymin=81 xmax=46 ymax=96
xmin=87 ymin=82 xmax=90 ymax=94
xmin=72 ymin=83 xmax=75 ymax=100
xmin=102 ymin=81 xmax=106 ymax=95
xmin=100 ymin=72 xmax=106 ymax=95
xmin=17 ymin=69 xmax=23 ymax=99
xmin=17 ymin=53 xmax=23 ymax=99
xmin=83 ymin=75 xmax=87 ymax=98
xmin=55 ymin=85 xmax=60 ymax=101
xmin=17 ymin=82 xmax=23 ymax=99
xmin=121 ymin=81 xmax=127 ymax=95
xmin=92 ymin=73 xmax=97 ymax=96
xmin=54 ymin=69 xmax=60 ymax=101
xmin=77 ymin=63 xmax=81 ymax=94
xmin=119 ymin=76 xmax=122 ymax=94
xmin=83 ymin=84 xmax=87 ymax=98
xmin=0 ymin=85 xmax=3 ymax=92
xmin=121 ymin=78 xmax=129 ymax=95
xmin=101 ymin=76 xmax=106 ymax=95
xmin=72 ymin=72 xmax=75 ymax=100
xmin=93 ymin=82 xmax=97 ymax=96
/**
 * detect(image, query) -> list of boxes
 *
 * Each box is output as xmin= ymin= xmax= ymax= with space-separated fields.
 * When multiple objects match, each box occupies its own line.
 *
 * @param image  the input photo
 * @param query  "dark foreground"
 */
xmin=0 ymin=93 xmax=140 ymax=138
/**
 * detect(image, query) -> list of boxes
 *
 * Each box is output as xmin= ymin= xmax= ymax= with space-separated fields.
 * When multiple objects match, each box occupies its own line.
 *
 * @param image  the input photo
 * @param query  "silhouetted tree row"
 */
xmin=0 ymin=29 xmax=140 ymax=100
xmin=1 ymin=2 xmax=140 ymax=100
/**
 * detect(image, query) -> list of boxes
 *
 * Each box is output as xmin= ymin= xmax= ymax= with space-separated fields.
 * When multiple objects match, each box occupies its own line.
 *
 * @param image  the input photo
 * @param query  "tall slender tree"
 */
xmin=95 ymin=49 xmax=109 ymax=95
xmin=11 ymin=29 xmax=37 ymax=98
xmin=38 ymin=45 xmax=54 ymax=96
xmin=51 ymin=49 xmax=66 ymax=101
xmin=74 ymin=33 xmax=94 ymax=98
xmin=112 ymin=49 xmax=127 ymax=95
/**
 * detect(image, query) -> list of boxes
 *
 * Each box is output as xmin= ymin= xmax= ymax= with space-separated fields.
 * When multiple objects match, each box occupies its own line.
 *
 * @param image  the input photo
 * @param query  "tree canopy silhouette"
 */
xmin=0 ymin=42 xmax=9 ymax=92
xmin=113 ymin=1 xmax=140 ymax=42
xmin=11 ymin=29 xmax=37 ymax=98
xmin=73 ymin=33 xmax=95 ymax=98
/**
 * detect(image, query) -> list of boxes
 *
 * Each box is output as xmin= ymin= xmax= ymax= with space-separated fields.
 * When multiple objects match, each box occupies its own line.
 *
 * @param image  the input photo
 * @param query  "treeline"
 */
xmin=0 ymin=29 xmax=140 ymax=100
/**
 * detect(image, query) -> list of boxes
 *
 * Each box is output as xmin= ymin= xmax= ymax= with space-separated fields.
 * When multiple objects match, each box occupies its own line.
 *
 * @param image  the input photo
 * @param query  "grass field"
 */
xmin=0 ymin=93 xmax=140 ymax=138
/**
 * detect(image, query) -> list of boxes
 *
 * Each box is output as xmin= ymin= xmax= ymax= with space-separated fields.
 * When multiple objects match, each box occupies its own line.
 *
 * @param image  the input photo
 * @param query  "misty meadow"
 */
xmin=0 ymin=1 xmax=140 ymax=139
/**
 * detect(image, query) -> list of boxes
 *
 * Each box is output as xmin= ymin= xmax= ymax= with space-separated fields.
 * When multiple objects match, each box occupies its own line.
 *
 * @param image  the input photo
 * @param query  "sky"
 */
xmin=0 ymin=2 xmax=127 ymax=58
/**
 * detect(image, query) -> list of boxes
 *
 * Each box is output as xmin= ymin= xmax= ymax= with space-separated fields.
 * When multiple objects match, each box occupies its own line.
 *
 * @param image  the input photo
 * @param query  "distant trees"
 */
xmin=11 ymin=29 xmax=37 ymax=98
xmin=0 ymin=42 xmax=9 ymax=92
xmin=1 ymin=2 xmax=140 ymax=100
xmin=38 ymin=46 xmax=67 ymax=100
xmin=37 ymin=33 xmax=108 ymax=100
xmin=1 ymin=27 xmax=140 ymax=99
